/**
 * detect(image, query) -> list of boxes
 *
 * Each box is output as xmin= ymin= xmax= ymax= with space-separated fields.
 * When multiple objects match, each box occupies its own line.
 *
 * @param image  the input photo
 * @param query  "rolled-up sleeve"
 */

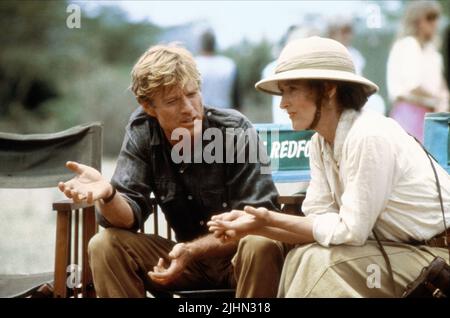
xmin=310 ymin=135 xmax=396 ymax=247
xmin=99 ymin=126 xmax=152 ymax=232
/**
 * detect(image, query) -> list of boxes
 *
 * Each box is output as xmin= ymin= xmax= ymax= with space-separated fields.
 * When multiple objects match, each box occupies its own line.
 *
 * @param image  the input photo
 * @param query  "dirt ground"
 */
xmin=0 ymin=158 xmax=117 ymax=275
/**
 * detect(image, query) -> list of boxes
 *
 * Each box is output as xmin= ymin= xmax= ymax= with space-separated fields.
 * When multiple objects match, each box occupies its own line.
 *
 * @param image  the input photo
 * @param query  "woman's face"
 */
xmin=278 ymin=80 xmax=318 ymax=130
xmin=417 ymin=11 xmax=439 ymax=42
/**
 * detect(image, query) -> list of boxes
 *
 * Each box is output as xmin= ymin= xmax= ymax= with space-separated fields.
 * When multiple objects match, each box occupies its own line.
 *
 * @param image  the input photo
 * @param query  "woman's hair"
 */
xmin=398 ymin=0 xmax=441 ymax=39
xmin=130 ymin=43 xmax=201 ymax=104
xmin=307 ymin=80 xmax=368 ymax=112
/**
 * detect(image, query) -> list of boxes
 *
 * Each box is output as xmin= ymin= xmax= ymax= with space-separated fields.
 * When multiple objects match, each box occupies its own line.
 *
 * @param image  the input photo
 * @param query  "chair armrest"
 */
xmin=52 ymin=199 xmax=94 ymax=211
xmin=277 ymin=194 xmax=306 ymax=205
xmin=277 ymin=194 xmax=306 ymax=216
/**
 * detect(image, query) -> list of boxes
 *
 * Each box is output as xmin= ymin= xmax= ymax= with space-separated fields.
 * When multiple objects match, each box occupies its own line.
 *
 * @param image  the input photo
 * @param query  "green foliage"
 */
xmin=0 ymin=0 xmax=160 ymax=155
xmin=5 ymin=1 xmax=446 ymax=155
xmin=353 ymin=29 xmax=396 ymax=106
xmin=41 ymin=65 xmax=138 ymax=155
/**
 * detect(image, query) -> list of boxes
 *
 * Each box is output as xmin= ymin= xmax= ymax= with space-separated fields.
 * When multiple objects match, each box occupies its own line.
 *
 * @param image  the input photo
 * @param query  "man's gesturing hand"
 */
xmin=58 ymin=161 xmax=112 ymax=204
xmin=148 ymin=243 xmax=192 ymax=286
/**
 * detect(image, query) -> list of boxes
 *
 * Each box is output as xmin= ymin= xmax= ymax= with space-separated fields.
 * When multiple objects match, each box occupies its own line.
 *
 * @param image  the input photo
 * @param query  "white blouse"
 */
xmin=303 ymin=109 xmax=450 ymax=247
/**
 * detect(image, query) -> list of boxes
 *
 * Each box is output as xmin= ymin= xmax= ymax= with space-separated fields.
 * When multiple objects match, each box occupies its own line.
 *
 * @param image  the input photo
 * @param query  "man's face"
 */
xmin=278 ymin=80 xmax=318 ymax=131
xmin=142 ymin=80 xmax=204 ymax=143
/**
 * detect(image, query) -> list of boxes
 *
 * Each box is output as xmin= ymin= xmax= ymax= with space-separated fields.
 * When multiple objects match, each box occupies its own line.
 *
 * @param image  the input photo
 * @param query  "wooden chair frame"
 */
xmin=51 ymin=194 xmax=305 ymax=298
xmin=0 ymin=122 xmax=102 ymax=298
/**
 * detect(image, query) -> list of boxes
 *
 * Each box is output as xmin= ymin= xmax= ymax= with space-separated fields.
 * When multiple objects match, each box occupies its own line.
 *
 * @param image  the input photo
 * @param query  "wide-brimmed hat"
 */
xmin=255 ymin=36 xmax=378 ymax=96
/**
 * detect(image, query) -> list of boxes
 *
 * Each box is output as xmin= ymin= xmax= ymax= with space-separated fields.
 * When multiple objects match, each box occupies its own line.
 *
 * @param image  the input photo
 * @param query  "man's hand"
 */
xmin=58 ymin=161 xmax=112 ymax=204
xmin=207 ymin=206 xmax=270 ymax=243
xmin=148 ymin=243 xmax=193 ymax=286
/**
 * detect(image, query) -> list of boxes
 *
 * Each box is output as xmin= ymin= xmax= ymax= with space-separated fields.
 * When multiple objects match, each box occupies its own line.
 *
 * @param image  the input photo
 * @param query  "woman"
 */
xmin=208 ymin=36 xmax=450 ymax=297
xmin=387 ymin=0 xmax=449 ymax=142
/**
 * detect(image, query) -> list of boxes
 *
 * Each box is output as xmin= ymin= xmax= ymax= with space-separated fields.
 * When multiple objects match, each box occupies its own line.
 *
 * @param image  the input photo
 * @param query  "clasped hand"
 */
xmin=207 ymin=206 xmax=270 ymax=243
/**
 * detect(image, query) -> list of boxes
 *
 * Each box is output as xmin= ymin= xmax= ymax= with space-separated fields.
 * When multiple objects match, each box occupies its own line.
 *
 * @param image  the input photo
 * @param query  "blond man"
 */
xmin=57 ymin=44 xmax=286 ymax=297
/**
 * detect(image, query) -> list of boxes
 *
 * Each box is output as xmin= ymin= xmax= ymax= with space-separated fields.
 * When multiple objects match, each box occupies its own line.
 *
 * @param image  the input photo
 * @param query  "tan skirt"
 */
xmin=278 ymin=240 xmax=449 ymax=298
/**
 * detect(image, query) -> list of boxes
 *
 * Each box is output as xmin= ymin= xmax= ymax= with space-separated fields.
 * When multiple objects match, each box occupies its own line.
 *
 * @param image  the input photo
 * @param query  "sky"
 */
xmin=77 ymin=0 xmax=402 ymax=49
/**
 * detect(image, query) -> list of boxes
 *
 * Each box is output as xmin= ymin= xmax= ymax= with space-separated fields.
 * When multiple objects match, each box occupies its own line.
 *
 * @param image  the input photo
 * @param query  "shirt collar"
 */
xmin=321 ymin=109 xmax=360 ymax=164
xmin=146 ymin=117 xmax=163 ymax=146
xmin=149 ymin=107 xmax=210 ymax=148
xmin=333 ymin=109 xmax=359 ymax=163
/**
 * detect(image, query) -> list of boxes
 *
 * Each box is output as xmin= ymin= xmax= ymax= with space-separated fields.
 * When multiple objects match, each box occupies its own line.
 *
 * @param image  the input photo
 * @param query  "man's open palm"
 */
xmin=58 ymin=161 xmax=111 ymax=204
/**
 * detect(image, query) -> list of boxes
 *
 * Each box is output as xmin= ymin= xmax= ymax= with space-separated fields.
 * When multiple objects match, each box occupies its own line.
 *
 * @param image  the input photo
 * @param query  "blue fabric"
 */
xmin=424 ymin=112 xmax=450 ymax=173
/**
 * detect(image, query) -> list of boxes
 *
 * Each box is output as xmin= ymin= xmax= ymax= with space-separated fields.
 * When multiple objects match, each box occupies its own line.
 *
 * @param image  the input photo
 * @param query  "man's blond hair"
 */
xmin=130 ymin=43 xmax=201 ymax=104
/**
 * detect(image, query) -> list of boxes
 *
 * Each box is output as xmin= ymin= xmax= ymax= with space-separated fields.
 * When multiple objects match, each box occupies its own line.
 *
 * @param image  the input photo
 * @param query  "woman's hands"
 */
xmin=207 ymin=206 xmax=271 ymax=242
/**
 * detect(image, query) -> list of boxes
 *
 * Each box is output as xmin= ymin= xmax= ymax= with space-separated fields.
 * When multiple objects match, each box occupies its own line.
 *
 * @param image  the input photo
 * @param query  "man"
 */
xmin=195 ymin=30 xmax=241 ymax=110
xmin=57 ymin=43 xmax=287 ymax=297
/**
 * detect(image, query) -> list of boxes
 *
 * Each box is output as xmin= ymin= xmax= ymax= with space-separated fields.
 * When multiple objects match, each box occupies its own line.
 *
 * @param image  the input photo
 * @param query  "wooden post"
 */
xmin=82 ymin=205 xmax=97 ymax=298
xmin=54 ymin=209 xmax=71 ymax=298
xmin=73 ymin=209 xmax=79 ymax=298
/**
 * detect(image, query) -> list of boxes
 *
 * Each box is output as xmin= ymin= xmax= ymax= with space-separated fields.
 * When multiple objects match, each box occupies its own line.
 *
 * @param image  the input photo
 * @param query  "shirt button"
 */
xmin=179 ymin=169 xmax=184 ymax=174
xmin=199 ymin=220 xmax=205 ymax=226
xmin=222 ymin=202 xmax=228 ymax=208
xmin=187 ymin=195 xmax=193 ymax=200
xmin=160 ymin=195 xmax=165 ymax=201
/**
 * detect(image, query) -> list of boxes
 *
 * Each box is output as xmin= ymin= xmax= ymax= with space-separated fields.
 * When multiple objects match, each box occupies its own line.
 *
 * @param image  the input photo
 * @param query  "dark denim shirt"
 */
xmin=99 ymin=106 xmax=279 ymax=242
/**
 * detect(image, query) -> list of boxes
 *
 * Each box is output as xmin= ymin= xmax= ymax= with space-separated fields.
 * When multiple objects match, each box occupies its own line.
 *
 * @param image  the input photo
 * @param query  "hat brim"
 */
xmin=255 ymin=69 xmax=379 ymax=97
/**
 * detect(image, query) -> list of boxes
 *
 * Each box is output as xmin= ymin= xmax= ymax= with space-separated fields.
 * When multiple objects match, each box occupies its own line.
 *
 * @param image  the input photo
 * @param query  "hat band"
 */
xmin=275 ymin=52 xmax=355 ymax=74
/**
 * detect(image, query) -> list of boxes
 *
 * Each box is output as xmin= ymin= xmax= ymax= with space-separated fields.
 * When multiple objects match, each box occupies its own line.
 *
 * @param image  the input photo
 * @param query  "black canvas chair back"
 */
xmin=0 ymin=122 xmax=102 ymax=298
xmin=0 ymin=122 xmax=102 ymax=188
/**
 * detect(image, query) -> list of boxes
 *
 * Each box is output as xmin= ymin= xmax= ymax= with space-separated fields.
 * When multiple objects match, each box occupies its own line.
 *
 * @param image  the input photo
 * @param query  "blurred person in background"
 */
xmin=327 ymin=15 xmax=366 ymax=76
xmin=446 ymin=24 xmax=450 ymax=86
xmin=195 ymin=29 xmax=241 ymax=110
xmin=262 ymin=25 xmax=321 ymax=124
xmin=327 ymin=15 xmax=386 ymax=115
xmin=387 ymin=0 xmax=449 ymax=142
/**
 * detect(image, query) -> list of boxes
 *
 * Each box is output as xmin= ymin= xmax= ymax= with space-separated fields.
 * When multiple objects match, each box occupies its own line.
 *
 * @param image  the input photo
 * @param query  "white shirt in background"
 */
xmin=262 ymin=60 xmax=292 ymax=125
xmin=387 ymin=36 xmax=449 ymax=112
xmin=348 ymin=46 xmax=365 ymax=76
xmin=303 ymin=109 xmax=450 ymax=247
xmin=196 ymin=55 xmax=237 ymax=109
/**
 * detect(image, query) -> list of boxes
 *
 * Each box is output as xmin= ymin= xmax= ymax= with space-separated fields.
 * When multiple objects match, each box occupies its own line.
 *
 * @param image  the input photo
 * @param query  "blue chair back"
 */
xmin=424 ymin=112 xmax=450 ymax=174
xmin=254 ymin=124 xmax=313 ymax=183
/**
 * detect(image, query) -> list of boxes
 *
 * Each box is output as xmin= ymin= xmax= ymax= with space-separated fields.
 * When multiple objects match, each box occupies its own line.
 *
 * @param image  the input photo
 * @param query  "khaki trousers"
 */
xmin=278 ymin=240 xmax=449 ymax=298
xmin=88 ymin=229 xmax=289 ymax=298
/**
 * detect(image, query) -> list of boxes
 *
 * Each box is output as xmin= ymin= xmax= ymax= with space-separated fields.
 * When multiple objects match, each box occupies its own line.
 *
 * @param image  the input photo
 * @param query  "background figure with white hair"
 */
xmin=327 ymin=15 xmax=386 ymax=115
xmin=195 ymin=29 xmax=241 ymax=110
xmin=387 ymin=0 xmax=449 ymax=142
xmin=327 ymin=15 xmax=366 ymax=76
xmin=262 ymin=25 xmax=320 ymax=124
